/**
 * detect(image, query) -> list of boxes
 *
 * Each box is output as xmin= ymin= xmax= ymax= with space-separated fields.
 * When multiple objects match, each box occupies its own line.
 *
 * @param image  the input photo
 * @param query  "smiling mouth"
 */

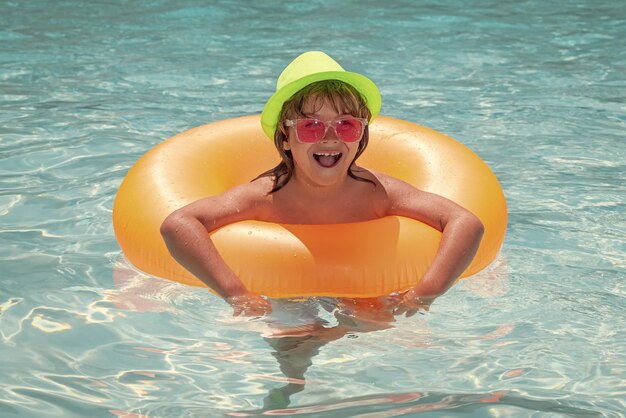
xmin=313 ymin=152 xmax=343 ymax=168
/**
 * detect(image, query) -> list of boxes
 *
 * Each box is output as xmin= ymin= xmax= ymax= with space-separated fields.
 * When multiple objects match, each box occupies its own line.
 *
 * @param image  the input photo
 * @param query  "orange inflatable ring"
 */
xmin=113 ymin=115 xmax=507 ymax=298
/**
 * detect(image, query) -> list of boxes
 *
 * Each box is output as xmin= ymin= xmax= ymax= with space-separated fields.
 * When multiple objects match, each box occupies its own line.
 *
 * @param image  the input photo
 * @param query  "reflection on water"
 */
xmin=2 ymin=0 xmax=625 ymax=415
xmin=229 ymin=389 xmax=605 ymax=417
xmin=104 ymin=257 xmax=538 ymax=416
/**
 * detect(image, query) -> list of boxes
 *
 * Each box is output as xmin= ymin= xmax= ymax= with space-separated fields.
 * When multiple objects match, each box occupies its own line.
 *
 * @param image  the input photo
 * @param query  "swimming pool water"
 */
xmin=1 ymin=0 xmax=624 ymax=416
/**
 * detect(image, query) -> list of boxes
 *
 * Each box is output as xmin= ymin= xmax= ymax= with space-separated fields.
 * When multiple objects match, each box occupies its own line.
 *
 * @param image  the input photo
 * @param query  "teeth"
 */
xmin=314 ymin=152 xmax=340 ymax=156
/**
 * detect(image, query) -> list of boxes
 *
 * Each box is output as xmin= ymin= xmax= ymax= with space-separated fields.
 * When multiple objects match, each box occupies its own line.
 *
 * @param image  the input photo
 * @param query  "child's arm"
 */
xmin=160 ymin=183 xmax=272 ymax=316
xmin=383 ymin=177 xmax=485 ymax=310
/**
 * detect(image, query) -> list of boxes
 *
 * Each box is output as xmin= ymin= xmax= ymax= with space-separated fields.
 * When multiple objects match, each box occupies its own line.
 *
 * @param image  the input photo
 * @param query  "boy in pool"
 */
xmin=160 ymin=51 xmax=484 ymax=317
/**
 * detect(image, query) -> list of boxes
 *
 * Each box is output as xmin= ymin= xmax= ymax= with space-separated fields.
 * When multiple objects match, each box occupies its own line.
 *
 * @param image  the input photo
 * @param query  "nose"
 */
xmin=320 ymin=123 xmax=339 ymax=142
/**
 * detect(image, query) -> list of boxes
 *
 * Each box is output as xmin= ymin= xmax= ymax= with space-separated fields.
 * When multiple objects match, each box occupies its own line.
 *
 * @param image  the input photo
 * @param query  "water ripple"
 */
xmin=1 ymin=0 xmax=625 ymax=416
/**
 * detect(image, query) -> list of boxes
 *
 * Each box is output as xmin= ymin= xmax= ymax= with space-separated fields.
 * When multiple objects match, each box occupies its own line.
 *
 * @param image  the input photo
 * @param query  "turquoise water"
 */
xmin=1 ymin=0 xmax=625 ymax=416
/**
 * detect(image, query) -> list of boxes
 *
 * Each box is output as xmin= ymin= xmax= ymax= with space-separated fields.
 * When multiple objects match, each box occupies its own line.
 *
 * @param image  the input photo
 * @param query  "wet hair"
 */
xmin=256 ymin=80 xmax=375 ymax=193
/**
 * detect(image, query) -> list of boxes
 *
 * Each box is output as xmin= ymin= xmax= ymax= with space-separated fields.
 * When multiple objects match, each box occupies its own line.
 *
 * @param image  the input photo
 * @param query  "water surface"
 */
xmin=1 ymin=0 xmax=624 ymax=416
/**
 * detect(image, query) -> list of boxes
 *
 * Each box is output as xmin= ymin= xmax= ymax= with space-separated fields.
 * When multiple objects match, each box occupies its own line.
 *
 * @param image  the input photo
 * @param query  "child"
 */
xmin=160 ymin=51 xmax=484 ymax=317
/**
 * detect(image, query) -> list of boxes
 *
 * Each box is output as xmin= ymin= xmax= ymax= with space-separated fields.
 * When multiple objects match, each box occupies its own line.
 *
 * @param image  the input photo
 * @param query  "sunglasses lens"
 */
xmin=335 ymin=118 xmax=364 ymax=142
xmin=292 ymin=118 xmax=365 ymax=143
xmin=295 ymin=119 xmax=326 ymax=143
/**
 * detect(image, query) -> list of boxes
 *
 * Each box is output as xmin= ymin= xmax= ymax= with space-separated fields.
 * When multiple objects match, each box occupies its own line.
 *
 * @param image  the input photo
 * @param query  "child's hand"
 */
xmin=226 ymin=293 xmax=272 ymax=317
xmin=392 ymin=288 xmax=434 ymax=317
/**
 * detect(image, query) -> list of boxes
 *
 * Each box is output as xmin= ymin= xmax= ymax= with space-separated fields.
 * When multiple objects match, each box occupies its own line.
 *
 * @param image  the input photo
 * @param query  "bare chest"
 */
xmin=263 ymin=184 xmax=389 ymax=224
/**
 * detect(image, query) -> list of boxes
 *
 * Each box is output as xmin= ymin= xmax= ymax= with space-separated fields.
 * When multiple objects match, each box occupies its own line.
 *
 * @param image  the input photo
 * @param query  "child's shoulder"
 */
xmin=228 ymin=176 xmax=275 ymax=202
xmin=366 ymin=169 xmax=434 ymax=213
xmin=348 ymin=168 xmax=425 ymax=216
xmin=214 ymin=176 xmax=276 ymax=216
xmin=367 ymin=169 xmax=418 ymax=194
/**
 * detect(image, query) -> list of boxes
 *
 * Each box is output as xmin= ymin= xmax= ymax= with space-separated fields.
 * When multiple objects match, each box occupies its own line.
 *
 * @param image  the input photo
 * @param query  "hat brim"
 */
xmin=260 ymin=71 xmax=382 ymax=139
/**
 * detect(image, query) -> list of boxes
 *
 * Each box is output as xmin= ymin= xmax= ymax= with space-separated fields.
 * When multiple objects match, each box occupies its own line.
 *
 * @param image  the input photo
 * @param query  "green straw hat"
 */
xmin=260 ymin=51 xmax=382 ymax=139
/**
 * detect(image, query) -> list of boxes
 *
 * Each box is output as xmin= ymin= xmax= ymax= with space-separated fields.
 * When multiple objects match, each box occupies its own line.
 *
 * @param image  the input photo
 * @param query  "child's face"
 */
xmin=283 ymin=97 xmax=363 ymax=188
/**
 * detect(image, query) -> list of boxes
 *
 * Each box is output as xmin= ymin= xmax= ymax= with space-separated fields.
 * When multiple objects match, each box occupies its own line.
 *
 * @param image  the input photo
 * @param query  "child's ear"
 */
xmin=282 ymin=139 xmax=291 ymax=151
